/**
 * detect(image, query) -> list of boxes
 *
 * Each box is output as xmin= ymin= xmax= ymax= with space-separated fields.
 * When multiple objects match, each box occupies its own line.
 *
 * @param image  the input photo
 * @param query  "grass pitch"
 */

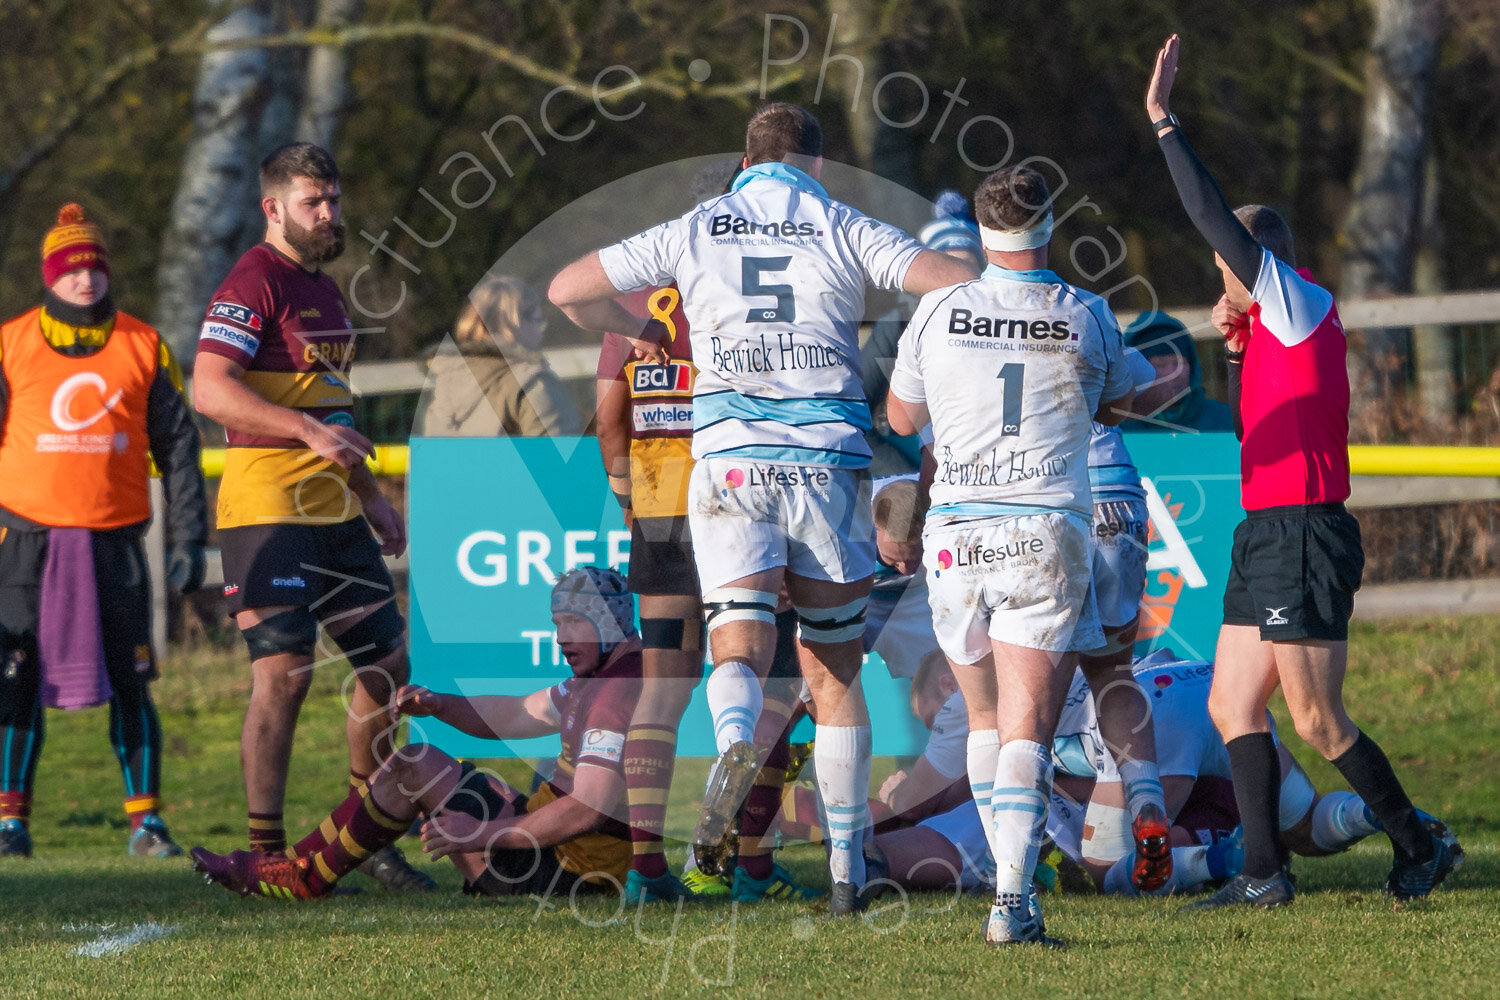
xmin=2 ymin=617 xmax=1497 ymax=999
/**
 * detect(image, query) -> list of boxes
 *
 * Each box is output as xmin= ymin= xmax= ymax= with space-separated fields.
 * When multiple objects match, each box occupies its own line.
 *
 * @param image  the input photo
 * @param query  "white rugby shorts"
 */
xmin=687 ymin=456 xmax=876 ymax=593
xmin=917 ymin=801 xmax=995 ymax=890
xmin=1091 ymin=498 xmax=1149 ymax=630
xmin=923 ymin=511 xmax=1102 ymax=662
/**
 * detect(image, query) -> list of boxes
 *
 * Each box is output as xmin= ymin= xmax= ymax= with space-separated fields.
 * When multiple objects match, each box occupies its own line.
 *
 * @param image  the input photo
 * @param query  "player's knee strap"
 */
xmin=702 ymin=588 xmax=778 ymax=634
xmin=640 ymin=617 xmax=702 ymax=651
xmin=438 ymin=761 xmax=513 ymax=822
xmin=241 ymin=608 xmax=318 ymax=660
xmin=793 ymin=596 xmax=868 ymax=644
xmin=1278 ymin=761 xmax=1317 ymax=831
xmin=333 ymin=602 xmax=406 ymax=668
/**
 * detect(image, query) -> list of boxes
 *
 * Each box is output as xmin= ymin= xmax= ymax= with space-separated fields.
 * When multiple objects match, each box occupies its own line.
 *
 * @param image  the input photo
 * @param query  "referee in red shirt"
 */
xmin=1145 ymin=34 xmax=1458 ymax=907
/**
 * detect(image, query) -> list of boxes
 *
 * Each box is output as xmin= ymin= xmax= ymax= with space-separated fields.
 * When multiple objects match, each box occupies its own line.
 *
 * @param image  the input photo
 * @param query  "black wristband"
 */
xmin=612 ymin=489 xmax=633 ymax=511
xmin=1225 ymin=349 xmax=1245 ymax=364
xmin=1152 ymin=113 xmax=1180 ymax=134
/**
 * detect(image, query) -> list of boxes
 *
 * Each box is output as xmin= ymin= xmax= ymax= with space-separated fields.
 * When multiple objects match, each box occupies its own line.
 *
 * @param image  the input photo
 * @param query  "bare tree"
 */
xmin=1341 ymin=0 xmax=1442 ymax=428
xmin=295 ymin=0 xmax=363 ymax=148
xmin=153 ymin=6 xmax=276 ymax=361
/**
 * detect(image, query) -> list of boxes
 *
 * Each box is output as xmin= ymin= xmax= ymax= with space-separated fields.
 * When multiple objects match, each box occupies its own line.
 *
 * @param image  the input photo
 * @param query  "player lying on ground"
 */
xmin=190 ymin=568 xmax=645 ymax=900
xmin=869 ymin=651 xmax=1461 ymax=895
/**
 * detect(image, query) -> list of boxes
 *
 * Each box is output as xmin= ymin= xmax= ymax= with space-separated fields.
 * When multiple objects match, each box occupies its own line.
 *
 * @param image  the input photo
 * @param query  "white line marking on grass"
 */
xmin=73 ymin=922 xmax=179 ymax=958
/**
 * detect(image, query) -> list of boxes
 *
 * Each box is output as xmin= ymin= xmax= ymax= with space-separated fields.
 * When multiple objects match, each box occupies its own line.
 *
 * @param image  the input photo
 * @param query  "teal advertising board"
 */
xmin=407 ymin=433 xmax=1243 ymax=759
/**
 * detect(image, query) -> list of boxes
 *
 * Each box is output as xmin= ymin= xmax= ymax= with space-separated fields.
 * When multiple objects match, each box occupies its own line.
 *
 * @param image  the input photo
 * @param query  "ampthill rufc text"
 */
xmin=711 ymin=332 xmax=845 ymax=374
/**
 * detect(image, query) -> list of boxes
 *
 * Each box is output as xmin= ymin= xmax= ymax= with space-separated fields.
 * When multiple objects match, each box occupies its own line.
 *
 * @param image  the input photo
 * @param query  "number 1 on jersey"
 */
xmin=996 ymin=362 xmax=1023 ymax=436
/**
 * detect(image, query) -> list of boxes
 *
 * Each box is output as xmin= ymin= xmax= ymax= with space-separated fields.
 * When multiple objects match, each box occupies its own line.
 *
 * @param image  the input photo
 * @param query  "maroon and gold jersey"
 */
xmin=543 ymin=646 xmax=642 ymax=844
xmin=196 ymin=244 xmax=360 ymax=528
xmin=598 ymin=287 xmax=695 ymax=518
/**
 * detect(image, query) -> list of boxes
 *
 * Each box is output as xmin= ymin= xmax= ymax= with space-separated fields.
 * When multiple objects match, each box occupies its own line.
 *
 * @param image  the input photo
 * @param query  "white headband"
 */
xmin=979 ymin=213 xmax=1053 ymax=252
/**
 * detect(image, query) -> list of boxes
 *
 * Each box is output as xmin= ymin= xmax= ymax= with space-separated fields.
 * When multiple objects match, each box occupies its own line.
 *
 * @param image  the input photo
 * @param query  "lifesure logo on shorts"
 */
xmin=721 ymin=464 xmax=832 ymax=495
xmin=932 ymin=538 xmax=1045 ymax=577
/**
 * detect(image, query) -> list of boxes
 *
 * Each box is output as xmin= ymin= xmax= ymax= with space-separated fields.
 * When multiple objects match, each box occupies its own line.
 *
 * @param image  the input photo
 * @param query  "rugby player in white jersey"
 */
xmin=550 ymin=103 xmax=976 ymax=913
xmin=887 ymin=165 xmax=1134 ymax=946
xmin=1077 ymin=417 xmax=1176 ymax=890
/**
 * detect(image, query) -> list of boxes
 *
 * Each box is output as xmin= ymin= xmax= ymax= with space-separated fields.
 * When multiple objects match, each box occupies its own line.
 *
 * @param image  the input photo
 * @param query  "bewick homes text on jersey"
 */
xmin=710 ymin=331 xmax=846 ymax=375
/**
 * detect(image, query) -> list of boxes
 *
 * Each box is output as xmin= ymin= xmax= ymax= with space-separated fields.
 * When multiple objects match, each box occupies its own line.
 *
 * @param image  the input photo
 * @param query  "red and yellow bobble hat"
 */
xmin=41 ymin=203 xmax=110 ymax=287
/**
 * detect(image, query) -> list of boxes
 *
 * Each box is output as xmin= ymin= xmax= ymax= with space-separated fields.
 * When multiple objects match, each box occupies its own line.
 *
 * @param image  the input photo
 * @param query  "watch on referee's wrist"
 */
xmin=1152 ymin=112 xmax=1180 ymax=135
xmin=1225 ymin=348 xmax=1245 ymax=364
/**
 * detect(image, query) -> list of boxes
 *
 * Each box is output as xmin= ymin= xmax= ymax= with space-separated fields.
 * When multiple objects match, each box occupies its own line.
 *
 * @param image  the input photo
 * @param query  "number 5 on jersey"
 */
xmin=742 ymin=256 xmax=796 ymax=323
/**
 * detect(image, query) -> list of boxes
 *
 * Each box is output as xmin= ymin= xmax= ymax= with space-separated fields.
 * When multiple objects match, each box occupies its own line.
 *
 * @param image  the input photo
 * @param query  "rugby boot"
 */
xmin=625 ymin=869 xmax=691 ymax=903
xmin=680 ymin=866 xmax=731 ymax=897
xmin=691 ymin=740 xmax=762 ymax=870
xmin=731 ymin=863 xmax=824 ymax=902
xmin=983 ymin=894 xmax=1065 ymax=949
xmin=128 ymin=814 xmax=184 ymax=858
xmin=1181 ymin=867 xmax=1295 ymax=910
xmin=192 ymin=846 xmax=327 ymax=900
xmin=356 ymin=844 xmax=436 ymax=891
xmin=1385 ymin=829 xmax=1458 ymax=900
xmin=0 ymin=819 xmax=32 ymax=857
xmin=1130 ymin=802 xmax=1172 ymax=892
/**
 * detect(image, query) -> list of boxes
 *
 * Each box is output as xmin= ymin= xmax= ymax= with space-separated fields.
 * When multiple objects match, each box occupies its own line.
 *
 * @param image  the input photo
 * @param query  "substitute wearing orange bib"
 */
xmin=0 ymin=204 xmax=207 ymax=861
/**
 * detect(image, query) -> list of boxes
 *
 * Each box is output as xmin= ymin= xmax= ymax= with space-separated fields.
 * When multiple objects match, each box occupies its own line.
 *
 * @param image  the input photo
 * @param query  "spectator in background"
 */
xmin=1120 ymin=311 xmax=1233 ymax=432
xmin=0 ymin=203 xmax=207 ymax=859
xmin=420 ymin=274 xmax=582 ymax=437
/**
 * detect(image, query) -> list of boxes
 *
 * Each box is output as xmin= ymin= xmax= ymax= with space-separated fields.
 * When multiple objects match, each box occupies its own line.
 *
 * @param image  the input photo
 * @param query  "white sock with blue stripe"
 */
xmin=1310 ymin=790 xmax=1381 ymax=851
xmin=815 ymin=724 xmax=872 ymax=885
xmin=990 ymin=739 xmax=1052 ymax=901
xmin=1118 ymin=759 xmax=1166 ymax=820
xmin=966 ymin=729 xmax=1001 ymax=863
xmin=706 ymin=661 xmax=761 ymax=753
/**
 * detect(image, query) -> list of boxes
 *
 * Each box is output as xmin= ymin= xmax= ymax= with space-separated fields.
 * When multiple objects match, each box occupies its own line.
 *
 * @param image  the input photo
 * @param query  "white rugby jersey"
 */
xmin=890 ymin=266 xmax=1132 ymax=518
xmin=1088 ymin=423 xmax=1145 ymax=503
xmin=598 ymin=163 xmax=922 ymax=468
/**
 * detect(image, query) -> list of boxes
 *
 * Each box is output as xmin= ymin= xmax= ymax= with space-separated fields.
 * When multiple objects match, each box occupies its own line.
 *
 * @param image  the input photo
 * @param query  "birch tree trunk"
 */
xmin=1341 ymin=0 xmax=1442 ymax=430
xmin=294 ymin=0 xmax=363 ymax=149
xmin=153 ymin=6 xmax=274 ymax=363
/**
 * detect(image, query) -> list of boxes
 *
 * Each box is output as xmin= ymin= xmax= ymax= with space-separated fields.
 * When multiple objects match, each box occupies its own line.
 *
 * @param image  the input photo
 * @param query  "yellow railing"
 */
xmin=195 ymin=443 xmax=1500 ymax=479
xmin=200 ymin=444 xmax=410 ymax=478
xmin=1348 ymin=446 xmax=1500 ymax=478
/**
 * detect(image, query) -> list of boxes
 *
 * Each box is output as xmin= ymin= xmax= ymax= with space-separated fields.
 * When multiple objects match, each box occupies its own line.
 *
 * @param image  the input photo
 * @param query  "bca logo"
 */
xmin=632 ymin=363 xmax=691 ymax=392
xmin=209 ymin=301 xmax=263 ymax=331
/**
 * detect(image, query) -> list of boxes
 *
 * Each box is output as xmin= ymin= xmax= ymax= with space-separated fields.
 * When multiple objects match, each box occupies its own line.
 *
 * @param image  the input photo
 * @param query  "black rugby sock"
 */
xmin=1331 ymin=731 xmax=1432 ymax=862
xmin=1226 ymin=733 xmax=1285 ymax=879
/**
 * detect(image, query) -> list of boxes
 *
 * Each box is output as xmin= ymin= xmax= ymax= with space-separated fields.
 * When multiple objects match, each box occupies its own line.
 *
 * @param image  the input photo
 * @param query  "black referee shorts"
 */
xmin=1222 ymin=503 xmax=1364 ymax=642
